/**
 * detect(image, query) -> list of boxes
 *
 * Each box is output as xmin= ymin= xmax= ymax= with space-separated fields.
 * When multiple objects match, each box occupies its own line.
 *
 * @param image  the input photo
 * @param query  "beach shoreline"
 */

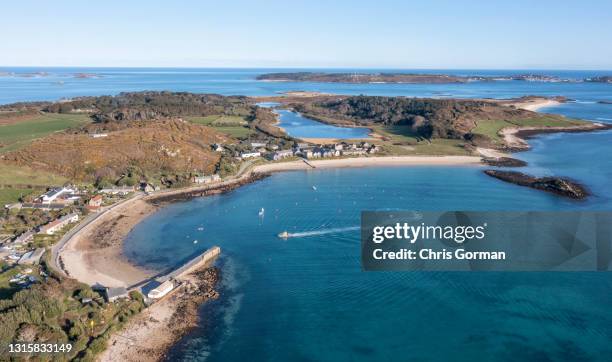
xmin=55 ymin=122 xmax=609 ymax=361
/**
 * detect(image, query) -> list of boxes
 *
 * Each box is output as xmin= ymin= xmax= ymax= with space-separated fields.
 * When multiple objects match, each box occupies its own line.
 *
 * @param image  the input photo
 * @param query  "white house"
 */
xmin=193 ymin=174 xmax=221 ymax=184
xmin=250 ymin=142 xmax=267 ymax=148
xmin=240 ymin=151 xmax=261 ymax=159
xmin=268 ymin=149 xmax=294 ymax=161
xmin=99 ymin=186 xmax=134 ymax=195
xmin=148 ymin=280 xmax=174 ymax=299
xmin=90 ymin=133 xmax=108 ymax=138
xmin=39 ymin=213 xmax=79 ymax=235
xmin=40 ymin=187 xmax=76 ymax=204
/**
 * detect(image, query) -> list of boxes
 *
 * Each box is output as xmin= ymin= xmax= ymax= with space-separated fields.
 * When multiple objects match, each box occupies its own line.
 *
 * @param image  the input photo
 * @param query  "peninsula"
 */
xmin=0 ymin=90 xmax=609 ymax=360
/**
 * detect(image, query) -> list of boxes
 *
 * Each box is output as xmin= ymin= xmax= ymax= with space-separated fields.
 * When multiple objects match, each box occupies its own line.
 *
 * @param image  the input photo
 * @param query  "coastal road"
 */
xmin=48 ymin=193 xmax=144 ymax=277
xmin=47 ymin=160 xmax=258 ymax=279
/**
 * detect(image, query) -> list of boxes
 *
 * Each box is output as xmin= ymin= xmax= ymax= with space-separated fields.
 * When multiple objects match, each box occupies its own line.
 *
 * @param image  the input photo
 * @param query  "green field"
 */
xmin=471 ymin=116 xmax=587 ymax=143
xmin=0 ymin=113 xmax=91 ymax=153
xmin=0 ymin=164 xmax=67 ymax=205
xmin=0 ymin=188 xmax=37 ymax=206
xmin=187 ymin=115 xmax=254 ymax=138
xmin=0 ymin=164 xmax=67 ymax=186
xmin=374 ymin=125 xmax=469 ymax=155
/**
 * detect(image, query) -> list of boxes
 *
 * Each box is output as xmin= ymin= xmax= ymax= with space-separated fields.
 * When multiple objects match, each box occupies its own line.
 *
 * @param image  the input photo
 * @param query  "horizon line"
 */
xmin=1 ymin=65 xmax=611 ymax=72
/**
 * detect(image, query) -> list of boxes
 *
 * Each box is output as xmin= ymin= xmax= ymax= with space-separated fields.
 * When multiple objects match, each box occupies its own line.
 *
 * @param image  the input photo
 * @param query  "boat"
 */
xmin=312 ymin=186 xmax=317 ymax=191
xmin=278 ymin=231 xmax=289 ymax=239
xmin=259 ymin=208 xmax=265 ymax=216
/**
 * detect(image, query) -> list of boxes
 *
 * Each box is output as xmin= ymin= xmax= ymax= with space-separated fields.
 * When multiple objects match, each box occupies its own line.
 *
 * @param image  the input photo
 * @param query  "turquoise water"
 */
xmin=275 ymin=109 xmax=371 ymax=139
xmin=125 ymin=165 xmax=612 ymax=361
xmin=2 ymin=67 xmax=611 ymax=360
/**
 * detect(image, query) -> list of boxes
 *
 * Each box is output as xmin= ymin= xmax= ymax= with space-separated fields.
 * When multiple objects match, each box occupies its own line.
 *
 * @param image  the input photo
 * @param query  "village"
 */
xmin=234 ymin=140 xmax=380 ymax=161
xmin=0 ymin=138 xmax=380 ymax=298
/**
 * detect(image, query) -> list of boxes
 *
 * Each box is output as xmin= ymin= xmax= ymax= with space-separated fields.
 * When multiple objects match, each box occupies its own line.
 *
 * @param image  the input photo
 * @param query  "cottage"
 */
xmin=147 ymin=280 xmax=174 ymax=299
xmin=240 ymin=151 xmax=261 ymax=159
xmin=40 ymin=187 xmax=76 ymax=204
xmin=213 ymin=144 xmax=224 ymax=152
xmin=39 ymin=213 xmax=79 ymax=235
xmin=193 ymin=174 xmax=221 ymax=184
xmin=140 ymin=183 xmax=158 ymax=193
xmin=343 ymin=149 xmax=367 ymax=156
xmin=90 ymin=133 xmax=108 ymax=138
xmin=88 ymin=195 xmax=103 ymax=209
xmin=250 ymin=142 xmax=267 ymax=148
xmin=99 ymin=186 xmax=134 ymax=195
xmin=18 ymin=248 xmax=45 ymax=265
xmin=268 ymin=149 xmax=294 ymax=161
xmin=106 ymin=287 xmax=129 ymax=302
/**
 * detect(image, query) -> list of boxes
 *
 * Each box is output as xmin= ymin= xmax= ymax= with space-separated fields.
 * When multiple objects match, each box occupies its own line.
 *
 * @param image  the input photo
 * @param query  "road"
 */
xmin=47 ymin=159 xmax=258 ymax=278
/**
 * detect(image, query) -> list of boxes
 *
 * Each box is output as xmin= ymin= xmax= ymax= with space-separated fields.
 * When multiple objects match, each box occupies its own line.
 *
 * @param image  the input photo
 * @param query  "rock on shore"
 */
xmin=484 ymin=170 xmax=589 ymax=199
xmin=481 ymin=157 xmax=527 ymax=167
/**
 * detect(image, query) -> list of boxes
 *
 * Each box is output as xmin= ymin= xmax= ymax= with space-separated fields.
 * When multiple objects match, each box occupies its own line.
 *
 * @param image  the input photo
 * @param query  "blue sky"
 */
xmin=2 ymin=0 xmax=611 ymax=69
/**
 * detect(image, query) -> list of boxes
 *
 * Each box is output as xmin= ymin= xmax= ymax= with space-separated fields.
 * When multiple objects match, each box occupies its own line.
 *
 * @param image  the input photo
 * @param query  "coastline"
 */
xmin=98 ymin=266 xmax=220 ymax=362
xmin=56 ymin=121 xmax=609 ymax=360
xmin=57 ymin=156 xmax=483 ymax=287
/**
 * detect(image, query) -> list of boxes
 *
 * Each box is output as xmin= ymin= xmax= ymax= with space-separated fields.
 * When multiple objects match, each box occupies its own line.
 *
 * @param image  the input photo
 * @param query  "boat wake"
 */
xmin=283 ymin=226 xmax=360 ymax=238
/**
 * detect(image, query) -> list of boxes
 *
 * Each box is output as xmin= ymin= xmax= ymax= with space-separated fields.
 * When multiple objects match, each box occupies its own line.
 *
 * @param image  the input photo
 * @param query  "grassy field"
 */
xmin=0 ymin=113 xmax=91 ymax=153
xmin=0 ymin=188 xmax=37 ymax=206
xmin=373 ymin=125 xmax=470 ymax=156
xmin=187 ymin=115 xmax=254 ymax=138
xmin=471 ymin=116 xmax=587 ymax=143
xmin=0 ymin=163 xmax=67 ymax=186
xmin=0 ymin=164 xmax=67 ymax=205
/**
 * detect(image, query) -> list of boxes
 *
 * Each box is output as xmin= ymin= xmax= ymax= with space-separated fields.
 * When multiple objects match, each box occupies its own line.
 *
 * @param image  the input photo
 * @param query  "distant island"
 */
xmin=257 ymin=72 xmax=612 ymax=84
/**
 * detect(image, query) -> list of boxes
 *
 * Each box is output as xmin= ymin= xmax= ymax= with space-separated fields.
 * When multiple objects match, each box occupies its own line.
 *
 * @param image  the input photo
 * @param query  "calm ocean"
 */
xmin=2 ymin=68 xmax=611 ymax=361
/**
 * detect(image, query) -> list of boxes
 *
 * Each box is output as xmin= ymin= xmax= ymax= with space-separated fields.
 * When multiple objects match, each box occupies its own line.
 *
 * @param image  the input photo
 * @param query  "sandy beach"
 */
xmin=253 ymin=155 xmax=482 ymax=173
xmin=60 ymin=197 xmax=158 ymax=288
xmin=507 ymin=97 xmax=562 ymax=111
xmin=57 ymin=155 xmax=481 ymax=290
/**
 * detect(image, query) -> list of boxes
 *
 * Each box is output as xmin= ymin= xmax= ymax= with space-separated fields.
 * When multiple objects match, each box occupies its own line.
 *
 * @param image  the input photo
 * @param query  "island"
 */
xmin=1 ymin=91 xmax=610 ymax=359
xmin=256 ymin=72 xmax=611 ymax=84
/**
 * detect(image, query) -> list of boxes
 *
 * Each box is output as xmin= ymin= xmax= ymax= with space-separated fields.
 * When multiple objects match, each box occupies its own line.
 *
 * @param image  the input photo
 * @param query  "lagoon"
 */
xmin=275 ymin=109 xmax=371 ymax=139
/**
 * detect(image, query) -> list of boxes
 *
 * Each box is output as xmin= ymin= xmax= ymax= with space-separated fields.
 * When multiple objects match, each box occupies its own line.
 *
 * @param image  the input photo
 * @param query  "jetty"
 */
xmin=129 ymin=246 xmax=221 ymax=303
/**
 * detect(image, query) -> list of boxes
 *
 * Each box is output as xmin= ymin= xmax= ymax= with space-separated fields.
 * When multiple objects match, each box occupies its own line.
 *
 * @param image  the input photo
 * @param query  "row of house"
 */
xmin=38 ymin=213 xmax=79 ymax=235
xmin=265 ymin=142 xmax=380 ymax=161
xmin=192 ymin=174 xmax=221 ymax=184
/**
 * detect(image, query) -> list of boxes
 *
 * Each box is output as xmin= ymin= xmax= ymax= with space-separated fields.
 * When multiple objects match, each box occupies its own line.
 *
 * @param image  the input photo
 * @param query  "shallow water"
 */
xmin=275 ymin=109 xmax=371 ymax=139
xmin=3 ymin=67 xmax=610 ymax=361
xmin=102 ymin=67 xmax=612 ymax=361
xmin=124 ymin=164 xmax=612 ymax=361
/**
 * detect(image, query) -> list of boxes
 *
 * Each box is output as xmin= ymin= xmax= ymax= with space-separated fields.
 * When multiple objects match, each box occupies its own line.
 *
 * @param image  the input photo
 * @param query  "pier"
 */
xmin=129 ymin=246 xmax=221 ymax=301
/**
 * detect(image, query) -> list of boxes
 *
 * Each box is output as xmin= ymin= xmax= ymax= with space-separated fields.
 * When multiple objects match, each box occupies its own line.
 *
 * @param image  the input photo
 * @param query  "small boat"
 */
xmin=197 ymin=227 xmax=204 ymax=231
xmin=193 ymin=240 xmax=198 ymax=244
xmin=312 ymin=186 xmax=317 ymax=191
xmin=278 ymin=231 xmax=289 ymax=239
xmin=259 ymin=208 xmax=265 ymax=216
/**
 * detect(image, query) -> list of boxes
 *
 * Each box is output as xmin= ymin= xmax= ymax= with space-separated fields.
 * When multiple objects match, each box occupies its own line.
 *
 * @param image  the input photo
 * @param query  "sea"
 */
xmin=1 ymin=68 xmax=611 ymax=361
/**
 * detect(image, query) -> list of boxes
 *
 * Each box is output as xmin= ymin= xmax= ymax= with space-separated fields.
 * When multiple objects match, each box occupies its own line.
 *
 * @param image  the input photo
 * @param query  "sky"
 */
xmin=1 ymin=0 xmax=612 ymax=69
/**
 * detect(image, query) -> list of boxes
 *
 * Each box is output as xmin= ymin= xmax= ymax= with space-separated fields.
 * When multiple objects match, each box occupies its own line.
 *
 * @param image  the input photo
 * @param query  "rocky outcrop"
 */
xmin=484 ymin=170 xmax=589 ymax=199
xmin=481 ymin=157 xmax=527 ymax=167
